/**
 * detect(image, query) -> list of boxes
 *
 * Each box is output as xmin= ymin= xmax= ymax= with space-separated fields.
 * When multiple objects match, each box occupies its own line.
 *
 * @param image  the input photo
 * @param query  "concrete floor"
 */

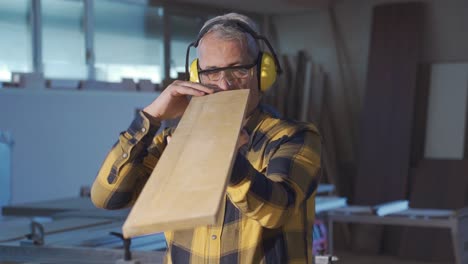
xmin=0 ymin=252 xmax=455 ymax=264
xmin=335 ymin=251 xmax=453 ymax=264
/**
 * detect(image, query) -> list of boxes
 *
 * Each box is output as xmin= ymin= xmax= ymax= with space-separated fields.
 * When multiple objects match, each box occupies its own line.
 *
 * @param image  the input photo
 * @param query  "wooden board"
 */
xmin=409 ymin=64 xmax=431 ymax=168
xmin=123 ymin=90 xmax=250 ymax=238
xmin=300 ymin=60 xmax=313 ymax=122
xmin=465 ymin=81 xmax=468 ymax=158
xmin=352 ymin=2 xmax=424 ymax=253
xmin=288 ymin=51 xmax=307 ymax=120
xmin=319 ymin=72 xmax=339 ymax=189
xmin=278 ymin=55 xmax=294 ymax=117
xmin=307 ymin=64 xmax=324 ymax=125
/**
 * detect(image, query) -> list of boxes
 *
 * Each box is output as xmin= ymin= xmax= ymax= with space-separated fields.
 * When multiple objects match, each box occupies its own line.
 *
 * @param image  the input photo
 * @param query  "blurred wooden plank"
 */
xmin=277 ymin=55 xmax=292 ymax=116
xmin=354 ymin=0 xmax=424 ymax=204
xmin=353 ymin=2 xmax=424 ymax=253
xmin=320 ymin=76 xmax=339 ymax=188
xmin=290 ymin=50 xmax=307 ymax=120
xmin=300 ymin=61 xmax=313 ymax=122
xmin=465 ymin=81 xmax=468 ymax=158
xmin=123 ymin=90 xmax=249 ymax=238
xmin=463 ymin=85 xmax=468 ymax=159
xmin=307 ymin=64 xmax=324 ymax=125
xmin=410 ymin=64 xmax=431 ymax=167
xmin=328 ymin=5 xmax=359 ymax=150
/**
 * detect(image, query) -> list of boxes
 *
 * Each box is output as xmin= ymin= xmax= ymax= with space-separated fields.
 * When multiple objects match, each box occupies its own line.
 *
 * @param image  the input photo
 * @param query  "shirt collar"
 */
xmin=244 ymin=106 xmax=263 ymax=135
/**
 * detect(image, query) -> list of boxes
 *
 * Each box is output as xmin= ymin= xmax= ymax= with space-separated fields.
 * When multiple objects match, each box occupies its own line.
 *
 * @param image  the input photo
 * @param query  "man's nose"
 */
xmin=216 ymin=71 xmax=234 ymax=91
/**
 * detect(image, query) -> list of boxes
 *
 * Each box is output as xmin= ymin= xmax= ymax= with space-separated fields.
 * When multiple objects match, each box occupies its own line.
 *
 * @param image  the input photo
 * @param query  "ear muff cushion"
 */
xmin=259 ymin=52 xmax=277 ymax=92
xmin=189 ymin=59 xmax=200 ymax=83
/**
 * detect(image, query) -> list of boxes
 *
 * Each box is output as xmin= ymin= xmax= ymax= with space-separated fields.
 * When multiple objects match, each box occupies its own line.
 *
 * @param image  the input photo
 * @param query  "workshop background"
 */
xmin=1 ymin=0 xmax=468 ymax=263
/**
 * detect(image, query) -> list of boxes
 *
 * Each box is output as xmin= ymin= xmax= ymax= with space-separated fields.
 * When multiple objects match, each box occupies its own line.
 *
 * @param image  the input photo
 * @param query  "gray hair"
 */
xmin=198 ymin=13 xmax=260 ymax=61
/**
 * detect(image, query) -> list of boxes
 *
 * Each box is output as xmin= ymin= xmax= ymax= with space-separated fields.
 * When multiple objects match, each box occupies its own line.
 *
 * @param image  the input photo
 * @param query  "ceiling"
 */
xmin=168 ymin=0 xmax=331 ymax=14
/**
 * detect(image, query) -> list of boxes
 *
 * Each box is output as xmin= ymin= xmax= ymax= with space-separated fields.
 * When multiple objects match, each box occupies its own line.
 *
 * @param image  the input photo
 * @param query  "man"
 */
xmin=91 ymin=13 xmax=321 ymax=264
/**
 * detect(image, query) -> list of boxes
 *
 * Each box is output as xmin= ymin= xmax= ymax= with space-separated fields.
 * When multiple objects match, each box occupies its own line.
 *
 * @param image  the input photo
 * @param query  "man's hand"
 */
xmin=143 ymin=80 xmax=214 ymax=121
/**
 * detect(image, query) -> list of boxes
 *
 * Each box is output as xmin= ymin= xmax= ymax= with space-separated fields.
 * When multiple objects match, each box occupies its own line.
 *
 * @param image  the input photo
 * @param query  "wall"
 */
xmin=0 ymin=88 xmax=157 ymax=204
xmin=0 ymin=132 xmax=12 ymax=208
xmin=425 ymin=63 xmax=468 ymax=159
xmin=273 ymin=0 xmax=468 ymax=162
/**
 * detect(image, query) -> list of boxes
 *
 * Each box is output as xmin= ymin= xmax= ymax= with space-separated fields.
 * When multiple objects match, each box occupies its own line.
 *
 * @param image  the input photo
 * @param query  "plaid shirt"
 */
xmin=91 ymin=105 xmax=321 ymax=264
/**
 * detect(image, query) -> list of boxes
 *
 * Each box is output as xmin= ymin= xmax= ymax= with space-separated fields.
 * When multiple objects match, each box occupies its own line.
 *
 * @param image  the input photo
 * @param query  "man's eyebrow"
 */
xmin=203 ymin=61 xmax=243 ymax=70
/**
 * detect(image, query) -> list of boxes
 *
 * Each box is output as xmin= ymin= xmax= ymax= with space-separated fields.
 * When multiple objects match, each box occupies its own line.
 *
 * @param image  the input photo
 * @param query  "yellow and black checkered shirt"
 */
xmin=91 ymin=106 xmax=321 ymax=264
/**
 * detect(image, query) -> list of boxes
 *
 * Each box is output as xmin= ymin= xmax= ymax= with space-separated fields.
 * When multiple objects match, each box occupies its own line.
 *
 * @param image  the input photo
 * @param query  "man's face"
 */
xmin=197 ymin=32 xmax=260 ymax=116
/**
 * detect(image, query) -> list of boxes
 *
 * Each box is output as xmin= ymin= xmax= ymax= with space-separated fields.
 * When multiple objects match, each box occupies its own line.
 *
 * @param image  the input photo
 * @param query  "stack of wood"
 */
xmin=263 ymin=3 xmax=468 ymax=261
xmin=262 ymin=51 xmax=339 ymax=188
xmin=351 ymin=2 xmax=468 ymax=262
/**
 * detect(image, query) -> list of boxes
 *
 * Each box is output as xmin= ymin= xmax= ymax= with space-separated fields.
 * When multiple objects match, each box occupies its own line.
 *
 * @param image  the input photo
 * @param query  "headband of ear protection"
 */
xmin=185 ymin=19 xmax=282 ymax=92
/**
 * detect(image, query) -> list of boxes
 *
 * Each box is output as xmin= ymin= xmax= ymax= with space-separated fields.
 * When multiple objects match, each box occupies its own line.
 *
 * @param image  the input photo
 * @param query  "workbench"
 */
xmin=1 ymin=192 xmax=341 ymax=264
xmin=0 ymin=196 xmax=163 ymax=263
xmin=325 ymin=206 xmax=468 ymax=264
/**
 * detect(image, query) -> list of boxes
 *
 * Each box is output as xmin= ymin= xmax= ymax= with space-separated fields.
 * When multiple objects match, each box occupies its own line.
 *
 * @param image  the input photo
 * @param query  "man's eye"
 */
xmin=208 ymin=71 xmax=222 ymax=79
xmin=232 ymin=69 xmax=249 ymax=77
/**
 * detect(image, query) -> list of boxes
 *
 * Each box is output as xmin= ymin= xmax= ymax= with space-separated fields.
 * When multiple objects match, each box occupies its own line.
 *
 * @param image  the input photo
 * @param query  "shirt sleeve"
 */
xmin=91 ymin=111 xmax=171 ymax=210
xmin=226 ymin=129 xmax=321 ymax=229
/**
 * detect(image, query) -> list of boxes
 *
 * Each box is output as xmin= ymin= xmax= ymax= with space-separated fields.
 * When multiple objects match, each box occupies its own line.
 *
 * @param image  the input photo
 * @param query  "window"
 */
xmin=94 ymin=1 xmax=162 ymax=83
xmin=0 ymin=1 xmax=32 ymax=81
xmin=42 ymin=0 xmax=86 ymax=79
xmin=0 ymin=1 xmax=254 ymax=87
xmin=170 ymin=15 xmax=204 ymax=80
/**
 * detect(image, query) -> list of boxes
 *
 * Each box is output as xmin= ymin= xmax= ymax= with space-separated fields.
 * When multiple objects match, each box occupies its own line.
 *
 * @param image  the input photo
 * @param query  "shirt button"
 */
xmin=141 ymin=127 xmax=146 ymax=133
xmin=122 ymin=153 xmax=128 ymax=158
xmin=211 ymin=235 xmax=217 ymax=240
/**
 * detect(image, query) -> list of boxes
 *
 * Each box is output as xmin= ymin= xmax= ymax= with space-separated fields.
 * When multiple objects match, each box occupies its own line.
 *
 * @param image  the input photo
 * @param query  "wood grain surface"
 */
xmin=123 ymin=90 xmax=250 ymax=238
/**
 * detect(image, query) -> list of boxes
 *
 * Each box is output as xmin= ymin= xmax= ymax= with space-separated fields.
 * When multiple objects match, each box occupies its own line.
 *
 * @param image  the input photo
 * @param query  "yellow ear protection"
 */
xmin=185 ymin=20 xmax=282 ymax=92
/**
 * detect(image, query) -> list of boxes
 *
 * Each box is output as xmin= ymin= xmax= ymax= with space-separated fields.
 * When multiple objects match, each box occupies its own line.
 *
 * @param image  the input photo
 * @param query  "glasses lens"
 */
xmin=206 ymin=71 xmax=222 ymax=81
xmin=200 ymin=63 xmax=254 ymax=82
xmin=231 ymin=68 xmax=250 ymax=79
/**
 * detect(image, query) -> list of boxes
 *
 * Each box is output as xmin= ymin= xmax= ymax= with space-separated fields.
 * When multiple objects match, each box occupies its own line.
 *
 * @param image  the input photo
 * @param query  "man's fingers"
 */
xmin=174 ymin=81 xmax=215 ymax=95
xmin=185 ymin=82 xmax=216 ymax=94
xmin=172 ymin=85 xmax=206 ymax=97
